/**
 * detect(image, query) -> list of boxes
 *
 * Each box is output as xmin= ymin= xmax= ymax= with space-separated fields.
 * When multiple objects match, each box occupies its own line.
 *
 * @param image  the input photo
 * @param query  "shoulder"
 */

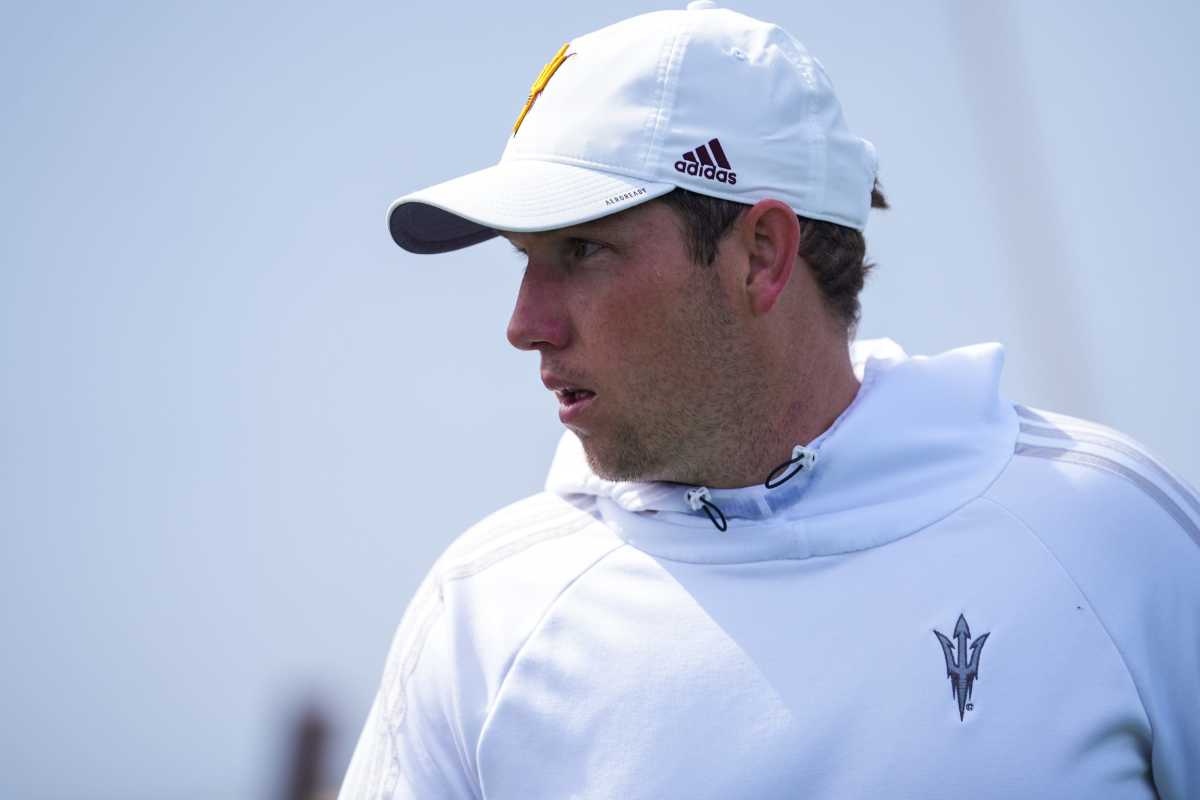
xmin=386 ymin=491 xmax=624 ymax=684
xmin=987 ymin=403 xmax=1200 ymax=552
xmin=432 ymin=491 xmax=618 ymax=586
xmin=357 ymin=493 xmax=622 ymax=796
xmin=980 ymin=402 xmax=1199 ymax=646
xmin=376 ymin=491 xmax=625 ymax=734
xmin=985 ymin=405 xmax=1200 ymax=798
xmin=980 ymin=402 xmax=1199 ymax=707
xmin=991 ymin=406 xmax=1200 ymax=800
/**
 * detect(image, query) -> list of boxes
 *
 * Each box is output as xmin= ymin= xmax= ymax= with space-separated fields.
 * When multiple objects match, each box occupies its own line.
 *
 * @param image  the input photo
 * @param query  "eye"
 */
xmin=568 ymin=238 xmax=605 ymax=260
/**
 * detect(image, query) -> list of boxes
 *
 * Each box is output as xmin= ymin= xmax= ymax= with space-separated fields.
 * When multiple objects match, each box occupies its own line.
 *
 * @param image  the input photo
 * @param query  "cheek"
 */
xmin=600 ymin=284 xmax=720 ymax=397
xmin=591 ymin=277 xmax=678 ymax=359
xmin=571 ymin=242 xmax=721 ymax=391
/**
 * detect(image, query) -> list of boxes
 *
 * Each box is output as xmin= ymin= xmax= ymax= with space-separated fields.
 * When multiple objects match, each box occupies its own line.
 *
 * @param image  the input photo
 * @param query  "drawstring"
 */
xmin=685 ymin=487 xmax=728 ymax=532
xmin=765 ymin=444 xmax=819 ymax=489
xmin=685 ymin=444 xmax=819 ymax=532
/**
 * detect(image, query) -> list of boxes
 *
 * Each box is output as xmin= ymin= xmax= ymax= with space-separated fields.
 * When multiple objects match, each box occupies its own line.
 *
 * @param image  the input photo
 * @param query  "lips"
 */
xmin=541 ymin=371 xmax=595 ymax=398
xmin=555 ymin=388 xmax=595 ymax=425
xmin=555 ymin=388 xmax=596 ymax=406
xmin=542 ymin=372 xmax=597 ymax=425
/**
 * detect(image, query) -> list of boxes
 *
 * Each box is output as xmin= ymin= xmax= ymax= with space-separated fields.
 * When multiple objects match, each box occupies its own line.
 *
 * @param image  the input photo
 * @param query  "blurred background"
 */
xmin=2 ymin=1 xmax=1196 ymax=797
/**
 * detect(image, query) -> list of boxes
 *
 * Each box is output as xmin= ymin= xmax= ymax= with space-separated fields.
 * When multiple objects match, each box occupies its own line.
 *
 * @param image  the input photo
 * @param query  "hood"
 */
xmin=544 ymin=338 xmax=1019 ymax=563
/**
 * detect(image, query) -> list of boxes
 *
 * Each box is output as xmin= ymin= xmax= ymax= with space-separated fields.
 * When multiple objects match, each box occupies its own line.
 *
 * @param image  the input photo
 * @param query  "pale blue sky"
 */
xmin=2 ymin=2 xmax=1197 ymax=797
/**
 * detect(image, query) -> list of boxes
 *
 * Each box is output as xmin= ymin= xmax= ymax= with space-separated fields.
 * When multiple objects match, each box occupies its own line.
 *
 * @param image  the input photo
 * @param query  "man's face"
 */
xmin=505 ymin=201 xmax=758 ymax=484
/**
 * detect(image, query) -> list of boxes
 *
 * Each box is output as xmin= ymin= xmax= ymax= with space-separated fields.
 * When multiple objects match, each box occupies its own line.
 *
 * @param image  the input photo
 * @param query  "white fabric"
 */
xmin=387 ymin=2 xmax=878 ymax=253
xmin=339 ymin=338 xmax=1200 ymax=799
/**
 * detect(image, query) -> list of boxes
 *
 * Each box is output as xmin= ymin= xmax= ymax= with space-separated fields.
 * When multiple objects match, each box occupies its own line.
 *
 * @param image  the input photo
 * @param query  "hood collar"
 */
xmin=545 ymin=338 xmax=1019 ymax=563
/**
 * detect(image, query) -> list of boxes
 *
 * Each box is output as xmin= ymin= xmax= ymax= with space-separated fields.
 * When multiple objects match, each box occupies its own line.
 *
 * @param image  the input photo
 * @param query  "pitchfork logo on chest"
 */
xmin=933 ymin=613 xmax=991 ymax=721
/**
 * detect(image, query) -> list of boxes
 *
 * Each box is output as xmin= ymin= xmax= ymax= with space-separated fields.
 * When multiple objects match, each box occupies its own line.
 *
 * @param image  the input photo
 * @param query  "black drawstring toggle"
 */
xmin=686 ymin=487 xmax=728 ymax=532
xmin=684 ymin=445 xmax=818 ymax=532
xmin=764 ymin=444 xmax=820 ymax=490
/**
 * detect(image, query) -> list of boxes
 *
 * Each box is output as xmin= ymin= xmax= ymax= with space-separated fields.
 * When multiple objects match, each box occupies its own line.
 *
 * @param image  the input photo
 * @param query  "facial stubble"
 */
xmin=580 ymin=265 xmax=761 ymax=486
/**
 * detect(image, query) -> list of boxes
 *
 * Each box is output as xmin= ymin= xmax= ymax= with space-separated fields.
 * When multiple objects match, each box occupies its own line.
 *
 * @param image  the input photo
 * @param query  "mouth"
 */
xmin=552 ymin=386 xmax=597 ymax=425
xmin=554 ymin=387 xmax=596 ymax=407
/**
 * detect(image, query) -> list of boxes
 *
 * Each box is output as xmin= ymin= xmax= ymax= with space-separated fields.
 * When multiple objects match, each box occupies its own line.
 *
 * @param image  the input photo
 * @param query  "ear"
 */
xmin=738 ymin=199 xmax=801 ymax=316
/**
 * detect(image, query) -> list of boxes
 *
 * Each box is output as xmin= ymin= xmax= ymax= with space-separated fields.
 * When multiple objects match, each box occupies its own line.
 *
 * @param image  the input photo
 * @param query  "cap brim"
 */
xmin=387 ymin=159 xmax=675 ymax=254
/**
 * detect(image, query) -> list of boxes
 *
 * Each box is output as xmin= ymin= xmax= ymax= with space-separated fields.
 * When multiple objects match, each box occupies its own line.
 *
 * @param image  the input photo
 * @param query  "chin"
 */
xmin=581 ymin=436 xmax=665 ymax=484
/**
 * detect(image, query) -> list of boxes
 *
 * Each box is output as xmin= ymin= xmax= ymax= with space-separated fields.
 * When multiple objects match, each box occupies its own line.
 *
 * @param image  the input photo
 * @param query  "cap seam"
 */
xmin=642 ymin=16 xmax=692 ymax=178
xmin=803 ymin=53 xmax=828 ymax=219
xmin=769 ymin=33 xmax=827 ymax=217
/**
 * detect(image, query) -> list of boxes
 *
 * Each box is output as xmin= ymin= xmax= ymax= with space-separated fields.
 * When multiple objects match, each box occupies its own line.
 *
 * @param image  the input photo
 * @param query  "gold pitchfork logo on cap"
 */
xmin=512 ymin=42 xmax=573 ymax=136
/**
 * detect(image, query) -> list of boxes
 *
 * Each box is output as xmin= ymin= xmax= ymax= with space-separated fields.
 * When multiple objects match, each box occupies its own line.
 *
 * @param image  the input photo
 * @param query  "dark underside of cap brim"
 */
xmin=389 ymin=202 xmax=499 ymax=254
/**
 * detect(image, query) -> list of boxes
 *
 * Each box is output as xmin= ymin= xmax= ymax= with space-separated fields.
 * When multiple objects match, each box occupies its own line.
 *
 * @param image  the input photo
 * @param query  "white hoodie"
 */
xmin=340 ymin=338 xmax=1200 ymax=799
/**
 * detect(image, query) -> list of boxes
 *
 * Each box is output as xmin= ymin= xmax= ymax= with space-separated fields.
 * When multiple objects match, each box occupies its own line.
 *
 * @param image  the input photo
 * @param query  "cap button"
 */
xmin=687 ymin=0 xmax=717 ymax=9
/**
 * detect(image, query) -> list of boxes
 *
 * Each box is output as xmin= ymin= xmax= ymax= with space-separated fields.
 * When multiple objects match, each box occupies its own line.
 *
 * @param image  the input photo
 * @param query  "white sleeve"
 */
xmin=337 ymin=493 xmax=616 ymax=798
xmin=992 ymin=431 xmax=1200 ymax=799
xmin=338 ymin=579 xmax=480 ymax=800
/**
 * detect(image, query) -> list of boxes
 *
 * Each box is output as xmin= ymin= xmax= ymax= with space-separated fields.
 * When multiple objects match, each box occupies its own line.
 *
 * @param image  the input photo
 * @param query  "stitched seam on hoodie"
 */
xmin=378 ymin=501 xmax=603 ymax=788
xmin=443 ymin=508 xmax=599 ymax=582
xmin=475 ymin=541 xmax=630 ymax=786
xmin=976 ymin=493 xmax=1154 ymax=739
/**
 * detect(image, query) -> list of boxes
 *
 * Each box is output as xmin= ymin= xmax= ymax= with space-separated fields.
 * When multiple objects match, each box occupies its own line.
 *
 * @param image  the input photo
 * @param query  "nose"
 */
xmin=506 ymin=263 xmax=571 ymax=351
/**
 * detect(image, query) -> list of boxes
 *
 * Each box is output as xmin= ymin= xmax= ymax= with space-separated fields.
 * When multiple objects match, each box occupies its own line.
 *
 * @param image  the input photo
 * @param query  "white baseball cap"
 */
xmin=388 ymin=0 xmax=878 ymax=254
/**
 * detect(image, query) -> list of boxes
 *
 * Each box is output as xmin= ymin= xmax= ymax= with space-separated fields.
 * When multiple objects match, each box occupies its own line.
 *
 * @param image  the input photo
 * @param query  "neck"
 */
xmin=697 ymin=332 xmax=861 ymax=490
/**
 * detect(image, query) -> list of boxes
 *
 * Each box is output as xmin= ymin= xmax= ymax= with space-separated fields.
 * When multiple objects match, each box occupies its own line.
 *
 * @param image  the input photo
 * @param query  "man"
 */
xmin=341 ymin=3 xmax=1199 ymax=798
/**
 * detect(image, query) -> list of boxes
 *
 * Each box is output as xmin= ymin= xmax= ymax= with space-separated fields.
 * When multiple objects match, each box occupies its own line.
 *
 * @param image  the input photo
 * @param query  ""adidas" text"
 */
xmin=674 ymin=137 xmax=737 ymax=185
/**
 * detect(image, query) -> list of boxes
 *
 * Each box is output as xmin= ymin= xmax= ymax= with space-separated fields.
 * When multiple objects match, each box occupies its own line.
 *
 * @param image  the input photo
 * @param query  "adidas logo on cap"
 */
xmin=674 ymin=138 xmax=737 ymax=185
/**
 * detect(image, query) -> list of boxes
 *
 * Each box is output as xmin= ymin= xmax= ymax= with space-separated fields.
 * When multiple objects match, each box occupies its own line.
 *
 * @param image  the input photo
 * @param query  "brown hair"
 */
xmin=654 ymin=181 xmax=889 ymax=339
